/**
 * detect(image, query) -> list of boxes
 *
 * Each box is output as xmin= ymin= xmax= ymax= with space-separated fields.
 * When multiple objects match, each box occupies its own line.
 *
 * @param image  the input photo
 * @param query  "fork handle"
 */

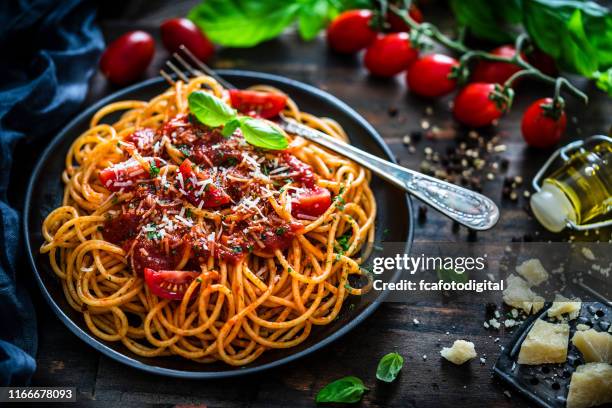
xmin=279 ymin=117 xmax=499 ymax=231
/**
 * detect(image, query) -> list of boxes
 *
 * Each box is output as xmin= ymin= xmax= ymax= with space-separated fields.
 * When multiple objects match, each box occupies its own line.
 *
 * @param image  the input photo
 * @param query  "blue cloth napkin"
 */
xmin=0 ymin=0 xmax=103 ymax=385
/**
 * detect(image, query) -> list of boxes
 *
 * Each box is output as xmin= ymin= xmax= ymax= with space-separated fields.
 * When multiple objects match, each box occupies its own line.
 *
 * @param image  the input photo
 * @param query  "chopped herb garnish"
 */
xmin=276 ymin=227 xmax=287 ymax=235
xmin=149 ymin=162 xmax=160 ymax=178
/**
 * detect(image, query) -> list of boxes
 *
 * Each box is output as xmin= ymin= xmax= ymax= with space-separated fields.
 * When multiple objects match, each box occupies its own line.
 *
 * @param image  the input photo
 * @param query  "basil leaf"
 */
xmin=593 ymin=68 xmax=612 ymax=96
xmin=188 ymin=91 xmax=236 ymax=127
xmin=239 ymin=117 xmax=288 ymax=150
xmin=449 ymin=0 xmax=521 ymax=43
xmin=298 ymin=0 xmax=333 ymax=41
xmin=523 ymin=0 xmax=612 ymax=76
xmin=188 ymin=0 xmax=301 ymax=47
xmin=376 ymin=352 xmax=404 ymax=383
xmin=316 ymin=376 xmax=367 ymax=403
xmin=222 ymin=118 xmax=241 ymax=138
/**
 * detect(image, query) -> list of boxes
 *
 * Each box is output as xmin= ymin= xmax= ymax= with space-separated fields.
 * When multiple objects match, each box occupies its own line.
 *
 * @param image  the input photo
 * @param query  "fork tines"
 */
xmin=160 ymin=45 xmax=234 ymax=89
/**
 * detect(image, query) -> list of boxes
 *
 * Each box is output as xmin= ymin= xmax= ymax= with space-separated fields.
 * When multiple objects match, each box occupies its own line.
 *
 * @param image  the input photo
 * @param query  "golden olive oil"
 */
xmin=543 ymin=141 xmax=612 ymax=225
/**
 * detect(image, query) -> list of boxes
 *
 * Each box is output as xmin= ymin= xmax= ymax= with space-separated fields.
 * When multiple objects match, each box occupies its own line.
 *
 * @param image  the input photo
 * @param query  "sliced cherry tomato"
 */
xmin=144 ymin=268 xmax=200 ymax=300
xmin=99 ymin=157 xmax=161 ymax=192
xmin=327 ymin=9 xmax=377 ymax=54
xmin=282 ymin=153 xmax=316 ymax=187
xmin=160 ymin=18 xmax=214 ymax=62
xmin=228 ymin=89 xmax=287 ymax=119
xmin=259 ymin=222 xmax=304 ymax=252
xmin=178 ymin=159 xmax=231 ymax=208
xmin=406 ymin=54 xmax=459 ymax=98
xmin=453 ymin=83 xmax=504 ymax=128
xmin=387 ymin=4 xmax=424 ymax=32
xmin=471 ymin=45 xmax=522 ymax=85
xmin=100 ymin=31 xmax=155 ymax=85
xmin=292 ymin=187 xmax=332 ymax=219
xmin=521 ymin=98 xmax=567 ymax=148
xmin=364 ymin=33 xmax=418 ymax=77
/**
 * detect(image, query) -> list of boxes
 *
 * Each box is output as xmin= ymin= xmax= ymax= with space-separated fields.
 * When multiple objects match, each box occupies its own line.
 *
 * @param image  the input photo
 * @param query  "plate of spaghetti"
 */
xmin=24 ymin=70 xmax=413 ymax=378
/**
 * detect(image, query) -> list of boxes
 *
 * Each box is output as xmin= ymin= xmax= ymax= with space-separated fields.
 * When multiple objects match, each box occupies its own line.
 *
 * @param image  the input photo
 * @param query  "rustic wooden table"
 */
xmin=28 ymin=1 xmax=611 ymax=407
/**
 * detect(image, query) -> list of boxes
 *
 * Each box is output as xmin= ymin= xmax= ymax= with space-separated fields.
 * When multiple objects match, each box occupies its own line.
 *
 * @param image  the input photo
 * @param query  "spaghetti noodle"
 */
xmin=41 ymin=76 xmax=376 ymax=365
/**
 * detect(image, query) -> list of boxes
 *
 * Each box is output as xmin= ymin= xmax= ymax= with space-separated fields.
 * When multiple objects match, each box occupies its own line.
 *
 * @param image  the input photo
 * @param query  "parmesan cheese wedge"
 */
xmin=517 ymin=319 xmax=569 ymax=365
xmin=440 ymin=340 xmax=477 ymax=365
xmin=503 ymin=274 xmax=545 ymax=315
xmin=547 ymin=294 xmax=582 ymax=320
xmin=566 ymin=363 xmax=612 ymax=408
xmin=516 ymin=258 xmax=549 ymax=286
xmin=572 ymin=329 xmax=612 ymax=363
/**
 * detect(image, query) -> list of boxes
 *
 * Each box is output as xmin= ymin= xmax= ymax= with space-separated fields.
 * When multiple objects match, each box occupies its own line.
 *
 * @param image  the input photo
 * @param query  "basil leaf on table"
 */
xmin=376 ymin=352 xmax=404 ymax=383
xmin=316 ymin=376 xmax=368 ymax=403
xmin=449 ymin=0 xmax=522 ymax=43
xmin=298 ymin=0 xmax=333 ymax=41
xmin=188 ymin=91 xmax=236 ymax=127
xmin=239 ymin=117 xmax=288 ymax=150
xmin=593 ymin=68 xmax=612 ymax=96
xmin=188 ymin=0 xmax=301 ymax=47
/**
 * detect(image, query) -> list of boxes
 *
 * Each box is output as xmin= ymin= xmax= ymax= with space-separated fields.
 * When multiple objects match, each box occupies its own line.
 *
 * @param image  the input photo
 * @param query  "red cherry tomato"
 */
xmin=292 ymin=186 xmax=332 ymax=218
xmin=99 ymin=157 xmax=162 ymax=191
xmin=406 ymin=54 xmax=459 ymax=98
xmin=144 ymin=268 xmax=200 ymax=300
xmin=527 ymin=48 xmax=558 ymax=77
xmin=471 ymin=45 xmax=522 ymax=85
xmin=99 ymin=31 xmax=155 ymax=85
xmin=229 ymin=89 xmax=287 ymax=119
xmin=387 ymin=4 xmax=424 ymax=32
xmin=364 ymin=33 xmax=418 ymax=77
xmin=521 ymin=98 xmax=567 ymax=148
xmin=453 ymin=83 xmax=504 ymax=128
xmin=160 ymin=18 xmax=214 ymax=62
xmin=327 ymin=10 xmax=377 ymax=54
xmin=178 ymin=159 xmax=231 ymax=208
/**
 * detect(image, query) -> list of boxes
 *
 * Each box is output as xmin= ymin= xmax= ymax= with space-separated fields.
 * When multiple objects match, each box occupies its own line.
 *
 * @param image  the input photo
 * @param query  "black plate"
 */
xmin=24 ymin=70 xmax=413 ymax=378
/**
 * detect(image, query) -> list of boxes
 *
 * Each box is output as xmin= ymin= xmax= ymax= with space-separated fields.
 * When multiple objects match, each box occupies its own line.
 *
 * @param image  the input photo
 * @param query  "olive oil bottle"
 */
xmin=530 ymin=140 xmax=612 ymax=232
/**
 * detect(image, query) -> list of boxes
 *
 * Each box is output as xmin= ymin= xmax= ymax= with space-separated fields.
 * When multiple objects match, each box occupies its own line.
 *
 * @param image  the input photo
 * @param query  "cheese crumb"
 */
xmin=547 ymin=294 xmax=582 ymax=320
xmin=581 ymin=247 xmax=596 ymax=261
xmin=566 ymin=363 xmax=612 ymax=408
xmin=440 ymin=340 xmax=477 ymax=365
xmin=517 ymin=319 xmax=569 ymax=365
xmin=576 ymin=324 xmax=591 ymax=332
xmin=503 ymin=274 xmax=545 ymax=314
xmin=572 ymin=329 xmax=612 ymax=363
xmin=516 ymin=258 xmax=549 ymax=286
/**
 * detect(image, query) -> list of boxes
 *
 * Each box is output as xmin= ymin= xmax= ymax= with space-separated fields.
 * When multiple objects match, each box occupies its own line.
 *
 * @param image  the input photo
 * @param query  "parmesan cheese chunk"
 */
xmin=516 ymin=258 xmax=549 ymax=286
xmin=503 ymin=274 xmax=545 ymax=315
xmin=547 ymin=294 xmax=582 ymax=320
xmin=572 ymin=329 xmax=612 ymax=363
xmin=517 ymin=319 xmax=569 ymax=365
xmin=566 ymin=363 xmax=612 ymax=408
xmin=440 ymin=340 xmax=477 ymax=365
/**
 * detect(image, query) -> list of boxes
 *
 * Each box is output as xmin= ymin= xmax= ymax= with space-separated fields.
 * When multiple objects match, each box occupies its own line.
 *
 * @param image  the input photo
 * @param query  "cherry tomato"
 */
xmin=453 ymin=83 xmax=504 ymax=128
xmin=527 ymin=48 xmax=558 ymax=77
xmin=229 ymin=89 xmax=287 ymax=119
xmin=99 ymin=31 xmax=155 ymax=85
xmin=471 ymin=45 xmax=522 ymax=85
xmin=387 ymin=4 xmax=424 ymax=32
xmin=178 ymin=159 xmax=231 ymax=208
xmin=99 ymin=157 xmax=162 ymax=191
xmin=364 ymin=33 xmax=418 ymax=77
xmin=327 ymin=10 xmax=377 ymax=54
xmin=160 ymin=18 xmax=214 ymax=62
xmin=292 ymin=187 xmax=332 ymax=219
xmin=144 ymin=268 xmax=200 ymax=300
xmin=521 ymin=98 xmax=567 ymax=148
xmin=406 ymin=54 xmax=459 ymax=98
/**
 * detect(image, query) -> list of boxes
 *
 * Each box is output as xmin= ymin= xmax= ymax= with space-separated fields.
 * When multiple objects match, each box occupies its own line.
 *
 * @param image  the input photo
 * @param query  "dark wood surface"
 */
xmin=28 ymin=1 xmax=611 ymax=407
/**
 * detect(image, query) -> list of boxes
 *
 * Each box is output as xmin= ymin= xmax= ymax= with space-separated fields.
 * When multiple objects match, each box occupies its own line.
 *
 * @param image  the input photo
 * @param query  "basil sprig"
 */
xmin=315 ymin=376 xmax=368 ymax=404
xmin=376 ymin=352 xmax=404 ymax=383
xmin=188 ymin=91 xmax=288 ymax=150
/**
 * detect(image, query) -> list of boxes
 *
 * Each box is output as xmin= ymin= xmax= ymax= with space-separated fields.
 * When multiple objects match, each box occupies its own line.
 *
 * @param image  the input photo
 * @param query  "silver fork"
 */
xmin=161 ymin=46 xmax=500 ymax=231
